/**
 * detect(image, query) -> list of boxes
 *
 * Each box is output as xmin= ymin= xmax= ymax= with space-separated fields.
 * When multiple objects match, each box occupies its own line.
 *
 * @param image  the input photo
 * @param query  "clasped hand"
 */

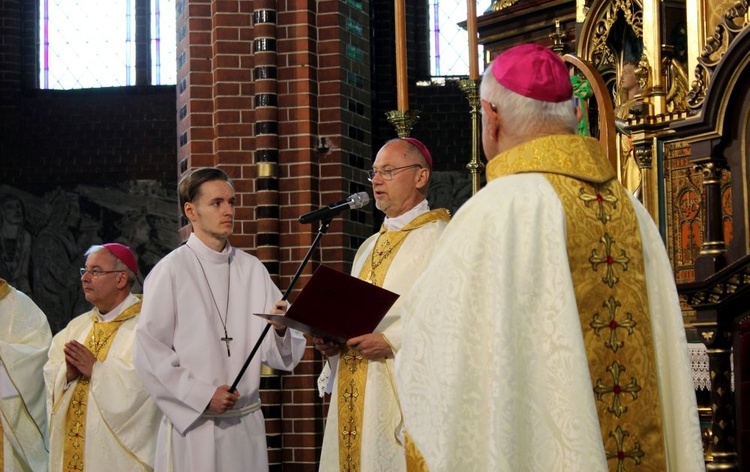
xmin=64 ymin=340 xmax=96 ymax=382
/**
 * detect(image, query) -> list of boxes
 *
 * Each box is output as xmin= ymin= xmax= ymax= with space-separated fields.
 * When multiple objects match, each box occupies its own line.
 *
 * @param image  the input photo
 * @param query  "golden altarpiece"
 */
xmin=478 ymin=0 xmax=749 ymax=469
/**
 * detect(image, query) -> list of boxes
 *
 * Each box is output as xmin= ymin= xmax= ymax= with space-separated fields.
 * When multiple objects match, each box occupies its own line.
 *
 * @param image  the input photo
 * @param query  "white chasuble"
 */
xmin=395 ymin=135 xmax=705 ymax=472
xmin=45 ymin=294 xmax=162 ymax=471
xmin=0 ymin=281 xmax=51 ymax=472
xmin=318 ymin=209 xmax=450 ymax=472
xmin=135 ymin=233 xmax=306 ymax=472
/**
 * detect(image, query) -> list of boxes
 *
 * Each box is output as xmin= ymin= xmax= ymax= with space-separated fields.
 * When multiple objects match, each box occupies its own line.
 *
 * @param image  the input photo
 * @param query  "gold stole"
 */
xmin=62 ymin=302 xmax=140 ymax=472
xmin=337 ymin=210 xmax=449 ymax=472
xmin=0 ymin=280 xmax=6 ymax=469
xmin=545 ymin=174 xmax=666 ymax=471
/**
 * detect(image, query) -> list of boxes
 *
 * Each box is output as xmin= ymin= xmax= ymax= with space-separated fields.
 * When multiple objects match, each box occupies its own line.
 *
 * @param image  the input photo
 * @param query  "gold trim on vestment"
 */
xmin=62 ymin=300 xmax=141 ymax=472
xmin=338 ymin=209 xmax=449 ymax=471
xmin=486 ymin=134 xmax=616 ymax=183
xmin=404 ymin=431 xmax=429 ymax=472
xmin=546 ymin=173 xmax=666 ymax=471
xmin=486 ymin=135 xmax=665 ymax=470
xmin=0 ymin=280 xmax=9 ymax=300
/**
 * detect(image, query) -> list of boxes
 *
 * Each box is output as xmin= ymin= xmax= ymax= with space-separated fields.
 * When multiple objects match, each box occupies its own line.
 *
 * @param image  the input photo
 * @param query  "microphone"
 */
xmin=299 ymin=192 xmax=370 ymax=224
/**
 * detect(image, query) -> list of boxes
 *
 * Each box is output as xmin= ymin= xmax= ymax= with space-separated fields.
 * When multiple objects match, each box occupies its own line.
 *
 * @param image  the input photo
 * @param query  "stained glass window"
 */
xmin=40 ymin=0 xmax=175 ymax=89
xmin=430 ymin=0 xmax=493 ymax=77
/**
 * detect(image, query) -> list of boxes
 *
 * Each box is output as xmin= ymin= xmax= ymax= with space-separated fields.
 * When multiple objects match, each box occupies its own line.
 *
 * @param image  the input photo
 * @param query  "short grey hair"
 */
xmin=85 ymin=245 xmax=137 ymax=287
xmin=480 ymin=68 xmax=578 ymax=136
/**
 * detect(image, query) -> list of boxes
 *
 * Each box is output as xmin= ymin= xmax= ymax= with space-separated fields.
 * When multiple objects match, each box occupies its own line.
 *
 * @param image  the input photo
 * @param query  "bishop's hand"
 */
xmin=347 ymin=333 xmax=392 ymax=360
xmin=64 ymin=340 xmax=96 ymax=379
xmin=312 ymin=337 xmax=344 ymax=357
xmin=64 ymin=357 xmax=81 ymax=383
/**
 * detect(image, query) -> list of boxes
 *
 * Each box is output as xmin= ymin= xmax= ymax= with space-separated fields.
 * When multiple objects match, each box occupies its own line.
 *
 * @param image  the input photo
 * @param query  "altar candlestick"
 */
xmin=467 ymin=1 xmax=479 ymax=79
xmin=395 ymin=0 xmax=408 ymax=110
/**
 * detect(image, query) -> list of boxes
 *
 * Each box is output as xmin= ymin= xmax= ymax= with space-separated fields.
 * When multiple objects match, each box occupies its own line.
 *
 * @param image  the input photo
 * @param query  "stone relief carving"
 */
xmin=0 ymin=181 xmax=178 ymax=333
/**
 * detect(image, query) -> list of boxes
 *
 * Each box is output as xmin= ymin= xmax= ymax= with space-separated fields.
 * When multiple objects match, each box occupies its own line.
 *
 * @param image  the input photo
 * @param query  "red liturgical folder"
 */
xmin=254 ymin=265 xmax=399 ymax=344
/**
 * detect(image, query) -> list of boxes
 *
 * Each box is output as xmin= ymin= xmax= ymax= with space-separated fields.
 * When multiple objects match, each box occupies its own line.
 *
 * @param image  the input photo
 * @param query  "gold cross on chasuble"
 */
xmin=61 ymin=301 xmax=140 ymax=472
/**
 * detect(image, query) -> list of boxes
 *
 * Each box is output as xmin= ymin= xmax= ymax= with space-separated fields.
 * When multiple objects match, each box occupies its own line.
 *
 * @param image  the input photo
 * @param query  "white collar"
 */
xmin=97 ymin=293 xmax=139 ymax=322
xmin=186 ymin=233 xmax=233 ymax=265
xmin=383 ymin=199 xmax=430 ymax=231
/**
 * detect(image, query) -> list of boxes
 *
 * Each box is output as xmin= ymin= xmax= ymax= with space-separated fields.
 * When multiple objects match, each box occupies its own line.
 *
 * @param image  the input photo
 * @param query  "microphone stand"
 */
xmin=229 ymin=217 xmax=332 ymax=392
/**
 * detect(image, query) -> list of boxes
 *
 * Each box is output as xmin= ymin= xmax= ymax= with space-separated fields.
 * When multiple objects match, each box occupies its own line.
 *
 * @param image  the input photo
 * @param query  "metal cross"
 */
xmin=221 ymin=328 xmax=233 ymax=357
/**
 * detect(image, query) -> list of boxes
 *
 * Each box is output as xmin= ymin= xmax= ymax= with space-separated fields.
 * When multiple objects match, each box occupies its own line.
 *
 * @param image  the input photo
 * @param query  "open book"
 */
xmin=254 ymin=265 xmax=399 ymax=343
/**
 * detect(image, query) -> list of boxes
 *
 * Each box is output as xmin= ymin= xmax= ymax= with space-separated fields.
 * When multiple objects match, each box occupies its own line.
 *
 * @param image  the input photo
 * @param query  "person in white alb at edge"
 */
xmin=0 ymin=278 xmax=51 ymax=471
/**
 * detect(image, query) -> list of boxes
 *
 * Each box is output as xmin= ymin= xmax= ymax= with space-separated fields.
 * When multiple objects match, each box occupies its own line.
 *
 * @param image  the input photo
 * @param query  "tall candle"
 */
xmin=395 ymin=0 xmax=408 ymax=110
xmin=467 ymin=0 xmax=479 ymax=79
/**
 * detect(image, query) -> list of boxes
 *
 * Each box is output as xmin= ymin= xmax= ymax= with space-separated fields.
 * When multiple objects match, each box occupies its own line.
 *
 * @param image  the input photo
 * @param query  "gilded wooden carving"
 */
xmin=687 ymin=0 xmax=749 ymax=110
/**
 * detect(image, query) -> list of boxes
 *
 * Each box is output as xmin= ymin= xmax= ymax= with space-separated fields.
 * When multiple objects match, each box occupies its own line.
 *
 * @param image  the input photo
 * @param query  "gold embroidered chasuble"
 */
xmin=486 ymin=135 xmax=666 ymax=471
xmin=337 ymin=209 xmax=450 ymax=471
xmin=63 ymin=301 xmax=141 ymax=472
xmin=404 ymin=136 xmax=666 ymax=471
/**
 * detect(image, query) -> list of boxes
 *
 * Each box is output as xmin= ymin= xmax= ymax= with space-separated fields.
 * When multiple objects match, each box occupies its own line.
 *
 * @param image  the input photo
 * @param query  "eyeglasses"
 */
xmin=366 ymin=164 xmax=422 ymax=182
xmin=80 ymin=268 xmax=123 ymax=278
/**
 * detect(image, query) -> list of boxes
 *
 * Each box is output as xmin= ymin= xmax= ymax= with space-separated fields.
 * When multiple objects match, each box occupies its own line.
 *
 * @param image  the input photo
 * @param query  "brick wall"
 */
xmin=0 ymin=87 xmax=176 ymax=186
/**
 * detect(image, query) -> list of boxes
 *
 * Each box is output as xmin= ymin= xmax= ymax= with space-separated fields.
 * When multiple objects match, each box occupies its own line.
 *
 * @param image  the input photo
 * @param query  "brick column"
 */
xmin=251 ymin=4 xmax=285 ymax=468
xmin=252 ymin=5 xmax=280 ymax=274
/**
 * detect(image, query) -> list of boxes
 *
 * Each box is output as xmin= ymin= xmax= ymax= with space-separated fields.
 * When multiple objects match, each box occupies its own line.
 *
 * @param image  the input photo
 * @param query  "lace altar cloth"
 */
xmin=689 ymin=342 xmax=734 ymax=391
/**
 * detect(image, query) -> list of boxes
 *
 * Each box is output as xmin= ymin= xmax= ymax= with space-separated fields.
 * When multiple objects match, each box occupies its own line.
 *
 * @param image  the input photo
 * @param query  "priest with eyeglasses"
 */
xmin=45 ymin=243 xmax=161 ymax=471
xmin=314 ymin=138 xmax=450 ymax=472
